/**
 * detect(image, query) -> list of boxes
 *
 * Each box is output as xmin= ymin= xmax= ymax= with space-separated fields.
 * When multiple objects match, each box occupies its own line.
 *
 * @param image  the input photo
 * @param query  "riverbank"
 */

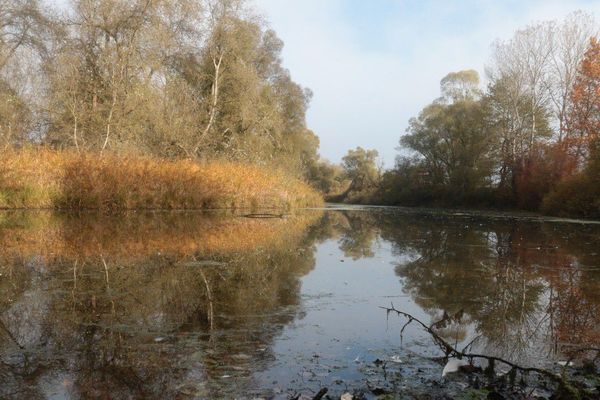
xmin=0 ymin=149 xmax=322 ymax=211
xmin=325 ymin=202 xmax=600 ymax=224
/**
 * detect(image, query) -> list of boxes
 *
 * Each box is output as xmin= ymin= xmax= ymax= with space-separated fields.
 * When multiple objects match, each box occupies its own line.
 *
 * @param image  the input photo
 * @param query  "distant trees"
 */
xmin=377 ymin=70 xmax=497 ymax=205
xmin=309 ymin=147 xmax=381 ymax=203
xmin=401 ymin=70 xmax=495 ymax=199
xmin=337 ymin=147 xmax=381 ymax=203
xmin=378 ymin=12 xmax=600 ymax=216
xmin=305 ymin=158 xmax=344 ymax=195
xmin=484 ymin=75 xmax=552 ymax=200
xmin=439 ymin=69 xmax=481 ymax=103
xmin=483 ymin=13 xmax=595 ymax=207
xmin=0 ymin=0 xmax=320 ymax=177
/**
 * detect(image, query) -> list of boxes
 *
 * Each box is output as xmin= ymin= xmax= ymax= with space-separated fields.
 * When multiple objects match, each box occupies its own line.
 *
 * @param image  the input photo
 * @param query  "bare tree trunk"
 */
xmin=101 ymin=89 xmax=117 ymax=154
xmin=199 ymin=268 xmax=214 ymax=330
xmin=530 ymin=94 xmax=536 ymax=158
xmin=5 ymin=122 xmax=11 ymax=150
xmin=194 ymin=52 xmax=223 ymax=155
xmin=73 ymin=113 xmax=79 ymax=151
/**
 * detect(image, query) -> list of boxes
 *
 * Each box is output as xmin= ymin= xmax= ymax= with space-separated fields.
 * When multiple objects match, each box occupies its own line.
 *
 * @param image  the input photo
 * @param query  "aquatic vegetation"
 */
xmin=0 ymin=149 xmax=323 ymax=211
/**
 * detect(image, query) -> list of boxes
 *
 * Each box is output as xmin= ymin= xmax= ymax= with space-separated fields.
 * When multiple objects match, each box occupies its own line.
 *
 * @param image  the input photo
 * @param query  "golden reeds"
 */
xmin=0 ymin=149 xmax=323 ymax=210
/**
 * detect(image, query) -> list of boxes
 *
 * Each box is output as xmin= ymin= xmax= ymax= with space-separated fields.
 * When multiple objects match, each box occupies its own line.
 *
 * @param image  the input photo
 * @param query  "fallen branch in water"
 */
xmin=290 ymin=387 xmax=328 ymax=400
xmin=312 ymin=388 xmax=328 ymax=400
xmin=242 ymin=213 xmax=287 ymax=219
xmin=0 ymin=317 xmax=23 ymax=350
xmin=380 ymin=304 xmax=600 ymax=398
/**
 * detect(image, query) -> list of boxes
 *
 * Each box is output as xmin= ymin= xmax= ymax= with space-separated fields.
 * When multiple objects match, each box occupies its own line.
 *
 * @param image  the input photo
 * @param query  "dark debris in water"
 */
xmin=243 ymin=353 xmax=600 ymax=400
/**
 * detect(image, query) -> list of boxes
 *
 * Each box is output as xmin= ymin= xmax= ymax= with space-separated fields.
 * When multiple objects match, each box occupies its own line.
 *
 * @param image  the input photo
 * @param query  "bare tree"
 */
xmin=545 ymin=11 xmax=598 ymax=142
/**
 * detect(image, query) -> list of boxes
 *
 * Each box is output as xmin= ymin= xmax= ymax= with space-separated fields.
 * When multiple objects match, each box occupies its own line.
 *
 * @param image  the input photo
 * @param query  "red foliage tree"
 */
xmin=564 ymin=37 xmax=600 ymax=167
xmin=541 ymin=38 xmax=600 ymax=217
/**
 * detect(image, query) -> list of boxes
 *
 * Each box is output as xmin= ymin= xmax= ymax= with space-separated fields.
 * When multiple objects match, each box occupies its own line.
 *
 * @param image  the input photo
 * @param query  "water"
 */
xmin=0 ymin=207 xmax=599 ymax=399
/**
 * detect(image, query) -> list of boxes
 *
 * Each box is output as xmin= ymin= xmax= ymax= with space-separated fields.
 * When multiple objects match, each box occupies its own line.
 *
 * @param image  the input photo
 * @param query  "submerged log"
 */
xmin=242 ymin=213 xmax=287 ymax=219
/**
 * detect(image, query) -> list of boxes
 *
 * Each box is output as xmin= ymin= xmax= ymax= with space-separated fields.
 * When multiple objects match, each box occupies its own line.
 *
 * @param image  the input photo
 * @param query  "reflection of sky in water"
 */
xmin=1 ymin=209 xmax=599 ymax=398
xmin=258 ymin=238 xmax=431 ymax=391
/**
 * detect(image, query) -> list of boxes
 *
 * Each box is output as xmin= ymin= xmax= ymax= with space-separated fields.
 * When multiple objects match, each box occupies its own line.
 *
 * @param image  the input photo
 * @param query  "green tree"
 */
xmin=305 ymin=158 xmax=344 ymax=194
xmin=401 ymin=71 xmax=495 ymax=199
xmin=439 ymin=69 xmax=481 ymax=103
xmin=340 ymin=147 xmax=381 ymax=202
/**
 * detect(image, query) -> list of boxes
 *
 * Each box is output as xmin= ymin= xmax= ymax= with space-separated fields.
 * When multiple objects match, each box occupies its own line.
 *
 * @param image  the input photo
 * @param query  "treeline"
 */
xmin=0 ymin=0 xmax=320 ymax=177
xmin=321 ymin=12 xmax=600 ymax=219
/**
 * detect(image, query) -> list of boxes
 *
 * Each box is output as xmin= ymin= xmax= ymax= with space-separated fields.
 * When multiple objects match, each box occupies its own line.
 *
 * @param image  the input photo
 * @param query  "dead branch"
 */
xmin=0 ymin=317 xmax=23 ymax=350
xmin=242 ymin=213 xmax=287 ymax=219
xmin=379 ymin=304 xmax=600 ymax=395
xmin=312 ymin=388 xmax=328 ymax=400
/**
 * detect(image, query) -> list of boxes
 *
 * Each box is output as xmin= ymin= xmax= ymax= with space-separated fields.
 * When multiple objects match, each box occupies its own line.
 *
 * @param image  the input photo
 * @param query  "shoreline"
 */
xmin=324 ymin=202 xmax=600 ymax=224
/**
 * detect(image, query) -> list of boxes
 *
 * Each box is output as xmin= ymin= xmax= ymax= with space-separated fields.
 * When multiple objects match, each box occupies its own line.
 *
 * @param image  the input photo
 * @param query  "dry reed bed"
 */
xmin=0 ymin=149 xmax=322 ymax=210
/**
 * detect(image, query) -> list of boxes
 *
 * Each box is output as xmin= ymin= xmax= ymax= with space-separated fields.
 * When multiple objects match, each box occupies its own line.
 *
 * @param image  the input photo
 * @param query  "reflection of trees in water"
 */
xmin=1 ymin=209 xmax=599 ymax=396
xmin=313 ymin=209 xmax=600 ymax=362
xmin=337 ymin=211 xmax=379 ymax=259
xmin=0 ymin=211 xmax=321 ymax=398
xmin=309 ymin=210 xmax=381 ymax=259
xmin=377 ymin=212 xmax=600 ymax=363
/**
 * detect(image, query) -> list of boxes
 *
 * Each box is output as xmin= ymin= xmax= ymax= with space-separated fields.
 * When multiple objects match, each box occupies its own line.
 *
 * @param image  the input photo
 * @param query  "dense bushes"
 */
xmin=542 ymin=174 xmax=599 ymax=218
xmin=542 ymin=144 xmax=600 ymax=218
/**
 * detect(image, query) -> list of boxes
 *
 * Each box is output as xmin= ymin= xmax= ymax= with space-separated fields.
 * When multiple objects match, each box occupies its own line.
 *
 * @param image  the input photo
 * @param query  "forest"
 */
xmin=0 ymin=0 xmax=322 ymax=209
xmin=319 ymin=12 xmax=600 ymax=219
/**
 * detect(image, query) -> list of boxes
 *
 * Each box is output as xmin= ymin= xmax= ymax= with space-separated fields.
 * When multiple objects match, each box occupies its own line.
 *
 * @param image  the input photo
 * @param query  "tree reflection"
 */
xmin=306 ymin=208 xmax=600 ymax=363
xmin=378 ymin=211 xmax=600 ymax=363
xmin=307 ymin=210 xmax=380 ymax=259
xmin=1 ymin=209 xmax=599 ymax=398
xmin=0 ymin=211 xmax=322 ymax=398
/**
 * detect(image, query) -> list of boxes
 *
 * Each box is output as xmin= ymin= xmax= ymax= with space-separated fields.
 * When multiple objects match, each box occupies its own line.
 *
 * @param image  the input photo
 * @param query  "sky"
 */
xmin=251 ymin=0 xmax=600 ymax=167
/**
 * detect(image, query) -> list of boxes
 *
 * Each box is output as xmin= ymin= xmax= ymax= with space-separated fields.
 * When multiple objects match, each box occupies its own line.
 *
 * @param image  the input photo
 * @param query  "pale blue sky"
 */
xmin=253 ymin=0 xmax=600 ymax=167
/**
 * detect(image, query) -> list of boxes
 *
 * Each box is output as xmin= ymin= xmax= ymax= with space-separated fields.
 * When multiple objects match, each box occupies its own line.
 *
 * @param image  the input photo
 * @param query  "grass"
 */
xmin=0 ymin=148 xmax=322 ymax=211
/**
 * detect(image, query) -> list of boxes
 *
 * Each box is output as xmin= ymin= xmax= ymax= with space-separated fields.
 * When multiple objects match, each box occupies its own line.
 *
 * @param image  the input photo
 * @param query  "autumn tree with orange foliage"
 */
xmin=543 ymin=37 xmax=600 ymax=218
xmin=564 ymin=37 xmax=600 ymax=166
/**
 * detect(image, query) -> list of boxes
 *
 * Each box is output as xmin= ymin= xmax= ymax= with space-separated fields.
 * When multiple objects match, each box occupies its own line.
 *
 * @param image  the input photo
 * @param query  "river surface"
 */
xmin=0 ymin=206 xmax=599 ymax=399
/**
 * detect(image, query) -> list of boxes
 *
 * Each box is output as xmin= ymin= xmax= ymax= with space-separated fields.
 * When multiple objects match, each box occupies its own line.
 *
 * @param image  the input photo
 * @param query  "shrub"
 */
xmin=542 ymin=173 xmax=600 ymax=218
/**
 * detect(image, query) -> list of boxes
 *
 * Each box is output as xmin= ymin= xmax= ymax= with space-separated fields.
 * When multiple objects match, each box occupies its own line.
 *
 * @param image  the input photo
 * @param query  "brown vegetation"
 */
xmin=0 ymin=0 xmax=329 ymax=207
xmin=0 ymin=149 xmax=322 ymax=211
xmin=0 ymin=209 xmax=322 ymax=259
